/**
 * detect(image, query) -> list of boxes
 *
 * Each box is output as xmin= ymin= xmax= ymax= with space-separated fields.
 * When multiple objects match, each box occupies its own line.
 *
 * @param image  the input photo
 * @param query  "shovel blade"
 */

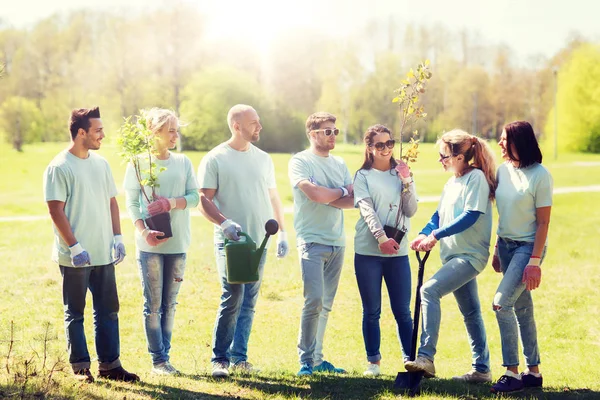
xmin=394 ymin=371 xmax=424 ymax=395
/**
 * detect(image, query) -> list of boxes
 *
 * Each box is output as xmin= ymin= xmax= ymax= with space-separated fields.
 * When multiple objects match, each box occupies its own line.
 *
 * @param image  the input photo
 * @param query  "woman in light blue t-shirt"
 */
xmin=489 ymin=121 xmax=552 ymax=394
xmin=405 ymin=129 xmax=497 ymax=383
xmin=123 ymin=108 xmax=199 ymax=375
xmin=353 ymin=124 xmax=418 ymax=377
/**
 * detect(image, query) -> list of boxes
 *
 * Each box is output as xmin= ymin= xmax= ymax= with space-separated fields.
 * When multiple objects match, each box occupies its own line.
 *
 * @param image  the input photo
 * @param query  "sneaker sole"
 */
xmin=404 ymin=364 xmax=435 ymax=378
xmin=212 ymin=372 xmax=229 ymax=378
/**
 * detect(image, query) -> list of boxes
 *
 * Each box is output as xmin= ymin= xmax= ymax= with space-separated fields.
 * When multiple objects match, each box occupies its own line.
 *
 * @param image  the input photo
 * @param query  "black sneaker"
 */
xmin=98 ymin=366 xmax=140 ymax=382
xmin=521 ymin=372 xmax=543 ymax=388
xmin=490 ymin=374 xmax=524 ymax=393
xmin=73 ymin=368 xmax=94 ymax=383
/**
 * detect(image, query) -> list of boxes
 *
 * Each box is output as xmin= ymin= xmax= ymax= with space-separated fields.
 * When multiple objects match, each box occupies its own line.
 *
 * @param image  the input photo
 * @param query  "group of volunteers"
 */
xmin=43 ymin=104 xmax=552 ymax=394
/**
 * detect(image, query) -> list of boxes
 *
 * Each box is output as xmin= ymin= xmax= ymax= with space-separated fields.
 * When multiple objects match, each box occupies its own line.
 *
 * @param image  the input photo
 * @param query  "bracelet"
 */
xmin=340 ymin=187 xmax=349 ymax=197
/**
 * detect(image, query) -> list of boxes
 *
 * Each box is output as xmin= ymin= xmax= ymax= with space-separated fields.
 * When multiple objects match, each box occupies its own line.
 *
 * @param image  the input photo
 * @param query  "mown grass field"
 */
xmin=0 ymin=140 xmax=599 ymax=399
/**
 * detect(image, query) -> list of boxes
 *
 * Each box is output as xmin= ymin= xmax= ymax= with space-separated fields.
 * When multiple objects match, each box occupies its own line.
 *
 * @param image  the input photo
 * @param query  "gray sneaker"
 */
xmin=211 ymin=361 xmax=230 ymax=378
xmin=152 ymin=361 xmax=180 ymax=376
xmin=404 ymin=356 xmax=436 ymax=378
xmin=452 ymin=369 xmax=492 ymax=383
xmin=231 ymin=361 xmax=260 ymax=375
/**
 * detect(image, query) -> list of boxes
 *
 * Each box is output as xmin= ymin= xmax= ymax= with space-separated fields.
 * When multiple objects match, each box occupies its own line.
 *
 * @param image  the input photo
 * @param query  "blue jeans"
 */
xmin=137 ymin=251 xmax=186 ymax=365
xmin=211 ymin=243 xmax=267 ymax=364
xmin=354 ymin=254 xmax=413 ymax=362
xmin=297 ymin=243 xmax=345 ymax=366
xmin=418 ymin=257 xmax=490 ymax=373
xmin=494 ymin=238 xmax=543 ymax=367
xmin=60 ymin=264 xmax=121 ymax=372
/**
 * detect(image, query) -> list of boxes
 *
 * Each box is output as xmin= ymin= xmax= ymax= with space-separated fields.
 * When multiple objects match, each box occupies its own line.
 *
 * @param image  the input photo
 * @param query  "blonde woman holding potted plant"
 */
xmin=123 ymin=108 xmax=199 ymax=375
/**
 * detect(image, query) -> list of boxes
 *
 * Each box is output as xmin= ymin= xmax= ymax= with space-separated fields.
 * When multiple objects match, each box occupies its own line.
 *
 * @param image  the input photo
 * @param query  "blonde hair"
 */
xmin=437 ymin=129 xmax=497 ymax=200
xmin=143 ymin=108 xmax=180 ymax=135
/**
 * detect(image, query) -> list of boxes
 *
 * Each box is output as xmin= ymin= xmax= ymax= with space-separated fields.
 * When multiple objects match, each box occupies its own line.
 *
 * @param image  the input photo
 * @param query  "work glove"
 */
xmin=113 ymin=234 xmax=126 ymax=265
xmin=221 ymin=219 xmax=242 ymax=241
xmin=147 ymin=196 xmax=176 ymax=216
xmin=70 ymin=242 xmax=91 ymax=267
xmin=378 ymin=236 xmax=399 ymax=255
xmin=395 ymin=160 xmax=412 ymax=184
xmin=276 ymin=231 xmax=289 ymax=258
xmin=522 ymin=257 xmax=542 ymax=291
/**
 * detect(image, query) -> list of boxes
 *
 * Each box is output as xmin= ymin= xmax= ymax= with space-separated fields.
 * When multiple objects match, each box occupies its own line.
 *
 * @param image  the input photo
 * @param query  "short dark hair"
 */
xmin=69 ymin=107 xmax=100 ymax=140
xmin=305 ymin=112 xmax=336 ymax=137
xmin=504 ymin=121 xmax=542 ymax=168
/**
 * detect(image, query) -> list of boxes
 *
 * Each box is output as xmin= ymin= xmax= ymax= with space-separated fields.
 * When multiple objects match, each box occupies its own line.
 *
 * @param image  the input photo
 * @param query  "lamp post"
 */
xmin=553 ymin=66 xmax=558 ymax=160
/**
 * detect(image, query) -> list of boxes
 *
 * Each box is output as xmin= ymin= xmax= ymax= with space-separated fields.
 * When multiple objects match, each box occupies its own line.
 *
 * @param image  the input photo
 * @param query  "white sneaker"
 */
xmin=363 ymin=363 xmax=380 ymax=377
xmin=212 ymin=361 xmax=230 ymax=378
xmin=452 ymin=369 xmax=492 ymax=383
xmin=404 ymin=356 xmax=436 ymax=378
xmin=231 ymin=361 xmax=260 ymax=375
xmin=151 ymin=361 xmax=180 ymax=376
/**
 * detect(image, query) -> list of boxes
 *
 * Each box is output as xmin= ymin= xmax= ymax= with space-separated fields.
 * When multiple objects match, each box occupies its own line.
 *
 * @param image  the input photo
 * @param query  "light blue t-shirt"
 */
xmin=43 ymin=150 xmax=118 ymax=267
xmin=123 ymin=152 xmax=200 ymax=254
xmin=197 ymin=143 xmax=276 ymax=245
xmin=353 ymin=168 xmax=416 ymax=257
xmin=288 ymin=150 xmax=352 ymax=247
xmin=496 ymin=162 xmax=553 ymax=242
xmin=437 ymin=168 xmax=492 ymax=272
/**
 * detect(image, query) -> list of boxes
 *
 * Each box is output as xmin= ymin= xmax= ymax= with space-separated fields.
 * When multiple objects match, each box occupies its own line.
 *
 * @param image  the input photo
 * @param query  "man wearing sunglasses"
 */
xmin=288 ymin=112 xmax=354 ymax=376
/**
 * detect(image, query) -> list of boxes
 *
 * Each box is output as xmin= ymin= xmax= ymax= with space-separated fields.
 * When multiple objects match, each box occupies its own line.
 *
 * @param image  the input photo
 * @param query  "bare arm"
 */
xmin=198 ymin=188 xmax=227 ymax=225
xmin=296 ymin=180 xmax=346 ymax=204
xmin=532 ymin=206 xmax=551 ymax=259
xmin=110 ymin=197 xmax=121 ymax=235
xmin=47 ymin=200 xmax=77 ymax=246
xmin=328 ymin=195 xmax=355 ymax=209
xmin=269 ymin=188 xmax=286 ymax=232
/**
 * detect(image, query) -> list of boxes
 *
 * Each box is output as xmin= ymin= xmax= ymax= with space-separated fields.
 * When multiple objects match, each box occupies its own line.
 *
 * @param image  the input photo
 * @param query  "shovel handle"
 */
xmin=415 ymin=250 xmax=430 ymax=265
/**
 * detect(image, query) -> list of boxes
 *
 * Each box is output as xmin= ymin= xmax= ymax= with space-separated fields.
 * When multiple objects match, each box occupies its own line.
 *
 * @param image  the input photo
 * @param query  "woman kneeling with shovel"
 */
xmin=405 ymin=129 xmax=496 ymax=383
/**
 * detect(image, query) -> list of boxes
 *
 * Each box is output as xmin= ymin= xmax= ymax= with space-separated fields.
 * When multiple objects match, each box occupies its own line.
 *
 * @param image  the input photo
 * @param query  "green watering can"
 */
xmin=224 ymin=219 xmax=279 ymax=284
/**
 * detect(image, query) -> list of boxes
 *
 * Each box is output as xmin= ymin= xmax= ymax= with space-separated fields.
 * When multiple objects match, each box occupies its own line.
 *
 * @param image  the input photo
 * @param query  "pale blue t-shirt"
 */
xmin=123 ymin=152 xmax=200 ymax=254
xmin=197 ymin=143 xmax=276 ymax=245
xmin=288 ymin=150 xmax=352 ymax=247
xmin=43 ymin=150 xmax=118 ymax=267
xmin=353 ymin=168 xmax=416 ymax=257
xmin=437 ymin=168 xmax=492 ymax=272
xmin=496 ymin=162 xmax=553 ymax=242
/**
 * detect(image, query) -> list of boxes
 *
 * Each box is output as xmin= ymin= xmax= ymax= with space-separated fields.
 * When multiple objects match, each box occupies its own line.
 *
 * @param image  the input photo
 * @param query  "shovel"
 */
xmin=394 ymin=250 xmax=430 ymax=396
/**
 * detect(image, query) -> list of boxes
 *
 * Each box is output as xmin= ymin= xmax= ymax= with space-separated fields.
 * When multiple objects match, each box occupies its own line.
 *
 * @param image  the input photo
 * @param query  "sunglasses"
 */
xmin=371 ymin=139 xmax=395 ymax=151
xmin=314 ymin=128 xmax=340 ymax=136
xmin=439 ymin=152 xmax=452 ymax=161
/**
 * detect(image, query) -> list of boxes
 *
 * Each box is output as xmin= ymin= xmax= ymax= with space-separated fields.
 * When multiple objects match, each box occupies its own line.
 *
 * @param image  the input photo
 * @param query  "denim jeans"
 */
xmin=494 ymin=238 xmax=544 ymax=367
xmin=418 ymin=257 xmax=490 ymax=373
xmin=354 ymin=254 xmax=413 ymax=363
xmin=297 ymin=243 xmax=345 ymax=366
xmin=60 ymin=264 xmax=121 ymax=372
xmin=211 ymin=243 xmax=267 ymax=364
xmin=137 ymin=251 xmax=186 ymax=365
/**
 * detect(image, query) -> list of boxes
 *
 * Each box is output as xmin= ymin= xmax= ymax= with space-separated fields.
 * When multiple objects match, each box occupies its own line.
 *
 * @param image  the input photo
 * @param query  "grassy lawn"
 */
xmin=0 ymin=141 xmax=599 ymax=399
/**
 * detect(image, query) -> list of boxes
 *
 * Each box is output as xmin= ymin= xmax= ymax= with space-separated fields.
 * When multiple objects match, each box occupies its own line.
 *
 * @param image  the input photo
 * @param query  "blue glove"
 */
xmin=221 ymin=219 xmax=242 ymax=241
xmin=113 ymin=234 xmax=126 ymax=265
xmin=69 ymin=242 xmax=91 ymax=267
xmin=276 ymin=231 xmax=289 ymax=259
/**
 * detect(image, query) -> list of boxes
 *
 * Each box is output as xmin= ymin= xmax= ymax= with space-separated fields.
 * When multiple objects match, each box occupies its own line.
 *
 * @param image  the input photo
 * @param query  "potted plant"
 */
xmin=118 ymin=111 xmax=172 ymax=238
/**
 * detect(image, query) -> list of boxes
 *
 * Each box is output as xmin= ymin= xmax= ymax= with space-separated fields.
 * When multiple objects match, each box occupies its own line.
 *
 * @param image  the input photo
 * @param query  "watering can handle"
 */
xmin=224 ymin=231 xmax=250 ymax=244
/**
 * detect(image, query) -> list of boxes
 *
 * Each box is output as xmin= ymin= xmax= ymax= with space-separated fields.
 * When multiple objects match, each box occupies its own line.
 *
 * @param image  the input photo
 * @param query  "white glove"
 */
xmin=113 ymin=234 xmax=126 ymax=265
xmin=221 ymin=219 xmax=242 ymax=241
xmin=70 ymin=242 xmax=91 ymax=267
xmin=276 ymin=231 xmax=289 ymax=259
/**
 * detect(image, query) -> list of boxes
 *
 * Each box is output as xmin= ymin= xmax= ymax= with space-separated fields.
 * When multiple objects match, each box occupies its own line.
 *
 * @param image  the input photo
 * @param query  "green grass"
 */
xmin=0 ymin=141 xmax=599 ymax=399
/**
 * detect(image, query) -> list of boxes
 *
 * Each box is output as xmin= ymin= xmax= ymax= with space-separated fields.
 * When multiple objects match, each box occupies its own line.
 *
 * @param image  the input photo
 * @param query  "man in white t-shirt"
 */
xmin=197 ymin=104 xmax=289 ymax=378
xmin=43 ymin=107 xmax=139 ymax=383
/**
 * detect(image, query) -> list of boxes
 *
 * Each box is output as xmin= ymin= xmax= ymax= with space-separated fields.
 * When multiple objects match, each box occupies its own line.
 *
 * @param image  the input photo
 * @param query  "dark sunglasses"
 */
xmin=314 ymin=128 xmax=340 ymax=136
xmin=371 ymin=139 xmax=395 ymax=151
xmin=439 ymin=152 xmax=452 ymax=160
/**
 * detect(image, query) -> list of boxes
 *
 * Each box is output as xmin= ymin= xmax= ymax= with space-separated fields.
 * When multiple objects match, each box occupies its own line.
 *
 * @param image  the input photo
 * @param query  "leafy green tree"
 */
xmin=0 ymin=96 xmax=43 ymax=151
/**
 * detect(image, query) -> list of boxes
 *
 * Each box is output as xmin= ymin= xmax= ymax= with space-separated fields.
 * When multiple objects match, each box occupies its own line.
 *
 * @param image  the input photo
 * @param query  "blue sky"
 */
xmin=1 ymin=0 xmax=598 ymax=61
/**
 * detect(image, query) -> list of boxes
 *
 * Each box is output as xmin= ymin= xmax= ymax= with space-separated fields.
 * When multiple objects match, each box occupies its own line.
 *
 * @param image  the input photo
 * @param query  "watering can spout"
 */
xmin=255 ymin=219 xmax=279 ymax=262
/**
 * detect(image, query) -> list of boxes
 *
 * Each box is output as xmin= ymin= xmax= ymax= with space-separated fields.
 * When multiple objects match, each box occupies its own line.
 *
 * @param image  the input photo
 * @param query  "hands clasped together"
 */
xmin=409 ymin=233 xmax=438 ymax=252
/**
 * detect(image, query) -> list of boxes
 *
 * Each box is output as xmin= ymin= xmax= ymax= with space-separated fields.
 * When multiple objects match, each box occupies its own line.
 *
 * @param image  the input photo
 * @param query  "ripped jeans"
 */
xmin=493 ymin=238 xmax=544 ymax=367
xmin=137 ymin=251 xmax=186 ymax=365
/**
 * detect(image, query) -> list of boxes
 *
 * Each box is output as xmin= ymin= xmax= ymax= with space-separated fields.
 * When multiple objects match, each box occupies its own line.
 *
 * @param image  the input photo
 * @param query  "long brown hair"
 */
xmin=358 ymin=124 xmax=398 ymax=172
xmin=438 ymin=129 xmax=497 ymax=200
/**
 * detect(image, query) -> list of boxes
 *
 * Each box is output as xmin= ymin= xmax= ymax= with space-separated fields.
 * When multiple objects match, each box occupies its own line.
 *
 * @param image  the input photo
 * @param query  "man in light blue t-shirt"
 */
xmin=197 ymin=104 xmax=289 ymax=378
xmin=43 ymin=107 xmax=139 ymax=383
xmin=288 ymin=112 xmax=354 ymax=376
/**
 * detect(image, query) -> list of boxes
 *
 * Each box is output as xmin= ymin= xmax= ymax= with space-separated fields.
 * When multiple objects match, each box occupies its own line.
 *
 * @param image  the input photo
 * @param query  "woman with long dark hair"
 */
xmin=353 ymin=124 xmax=417 ymax=376
xmin=490 ymin=121 xmax=552 ymax=393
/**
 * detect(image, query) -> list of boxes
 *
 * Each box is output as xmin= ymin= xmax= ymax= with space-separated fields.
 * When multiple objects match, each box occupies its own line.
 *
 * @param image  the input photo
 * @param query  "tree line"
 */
xmin=0 ymin=4 xmax=598 ymax=153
